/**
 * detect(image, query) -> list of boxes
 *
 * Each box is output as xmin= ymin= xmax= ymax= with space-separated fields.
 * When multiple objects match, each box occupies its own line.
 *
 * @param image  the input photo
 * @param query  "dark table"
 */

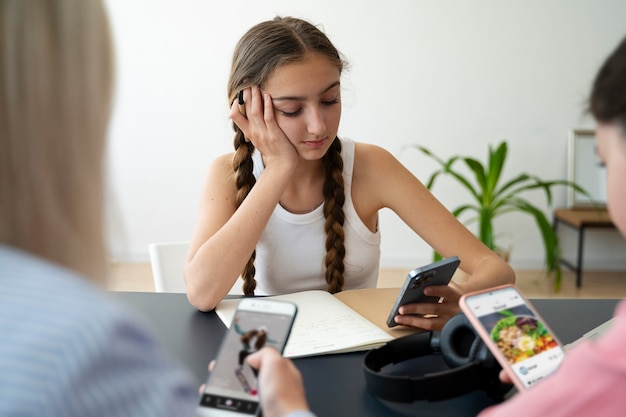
xmin=114 ymin=292 xmax=619 ymax=417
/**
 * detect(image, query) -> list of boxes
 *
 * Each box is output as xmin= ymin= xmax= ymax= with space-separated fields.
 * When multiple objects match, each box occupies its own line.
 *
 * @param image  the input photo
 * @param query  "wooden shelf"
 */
xmin=554 ymin=208 xmax=613 ymax=228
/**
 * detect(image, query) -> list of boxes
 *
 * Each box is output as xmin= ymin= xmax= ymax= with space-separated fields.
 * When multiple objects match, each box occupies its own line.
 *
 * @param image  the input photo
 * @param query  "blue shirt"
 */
xmin=0 ymin=245 xmax=200 ymax=416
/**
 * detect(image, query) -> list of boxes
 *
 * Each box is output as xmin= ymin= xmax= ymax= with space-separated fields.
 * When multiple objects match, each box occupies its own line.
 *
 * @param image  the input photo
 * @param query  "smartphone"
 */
xmin=197 ymin=298 xmax=297 ymax=417
xmin=459 ymin=284 xmax=565 ymax=391
xmin=386 ymin=256 xmax=460 ymax=328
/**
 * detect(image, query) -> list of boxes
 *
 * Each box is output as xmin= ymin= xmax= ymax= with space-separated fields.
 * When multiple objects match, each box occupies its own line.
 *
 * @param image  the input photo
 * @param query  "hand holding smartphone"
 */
xmin=197 ymin=298 xmax=297 ymax=417
xmin=386 ymin=256 xmax=460 ymax=328
xmin=459 ymin=284 xmax=565 ymax=391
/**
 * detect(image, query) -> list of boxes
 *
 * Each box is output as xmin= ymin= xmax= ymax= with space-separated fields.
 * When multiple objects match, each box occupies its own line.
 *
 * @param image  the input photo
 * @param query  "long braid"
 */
xmin=322 ymin=139 xmax=346 ymax=293
xmin=232 ymin=127 xmax=257 ymax=295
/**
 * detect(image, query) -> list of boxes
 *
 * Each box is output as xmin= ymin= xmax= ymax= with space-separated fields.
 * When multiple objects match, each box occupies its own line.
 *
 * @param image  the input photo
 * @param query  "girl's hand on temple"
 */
xmin=393 ymin=284 xmax=463 ymax=330
xmin=230 ymin=86 xmax=299 ymax=173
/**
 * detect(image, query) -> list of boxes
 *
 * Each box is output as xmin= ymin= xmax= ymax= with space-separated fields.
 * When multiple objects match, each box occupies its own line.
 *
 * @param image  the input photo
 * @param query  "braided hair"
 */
xmin=227 ymin=17 xmax=348 ymax=295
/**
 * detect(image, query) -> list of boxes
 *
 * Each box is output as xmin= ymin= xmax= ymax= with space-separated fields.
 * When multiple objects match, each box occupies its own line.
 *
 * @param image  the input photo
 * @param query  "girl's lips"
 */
xmin=303 ymin=138 xmax=326 ymax=149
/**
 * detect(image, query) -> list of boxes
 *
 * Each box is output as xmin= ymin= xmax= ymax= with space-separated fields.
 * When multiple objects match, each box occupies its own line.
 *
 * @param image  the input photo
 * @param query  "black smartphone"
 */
xmin=386 ymin=256 xmax=460 ymax=328
xmin=197 ymin=298 xmax=297 ymax=417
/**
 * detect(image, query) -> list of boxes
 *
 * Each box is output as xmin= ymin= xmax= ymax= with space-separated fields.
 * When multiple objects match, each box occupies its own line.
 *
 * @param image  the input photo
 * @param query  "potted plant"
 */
xmin=401 ymin=141 xmax=590 ymax=291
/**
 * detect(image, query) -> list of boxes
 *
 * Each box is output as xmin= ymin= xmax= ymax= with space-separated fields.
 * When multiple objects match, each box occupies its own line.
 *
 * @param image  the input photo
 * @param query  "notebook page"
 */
xmin=215 ymin=290 xmax=393 ymax=358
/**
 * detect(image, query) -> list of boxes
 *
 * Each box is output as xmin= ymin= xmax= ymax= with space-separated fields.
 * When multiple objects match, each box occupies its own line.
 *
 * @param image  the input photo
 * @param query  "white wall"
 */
xmin=104 ymin=0 xmax=626 ymax=270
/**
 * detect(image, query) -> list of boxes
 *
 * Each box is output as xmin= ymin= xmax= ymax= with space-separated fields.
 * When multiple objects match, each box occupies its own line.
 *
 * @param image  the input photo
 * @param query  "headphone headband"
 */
xmin=362 ymin=314 xmax=510 ymax=403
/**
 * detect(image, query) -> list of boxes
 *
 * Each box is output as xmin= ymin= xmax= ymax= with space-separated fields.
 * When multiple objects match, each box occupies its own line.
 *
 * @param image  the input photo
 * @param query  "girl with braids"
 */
xmin=185 ymin=16 xmax=515 ymax=329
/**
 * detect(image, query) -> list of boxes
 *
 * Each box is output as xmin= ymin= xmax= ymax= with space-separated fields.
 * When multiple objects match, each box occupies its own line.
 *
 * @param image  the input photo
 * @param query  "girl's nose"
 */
xmin=306 ymin=107 xmax=326 ymax=135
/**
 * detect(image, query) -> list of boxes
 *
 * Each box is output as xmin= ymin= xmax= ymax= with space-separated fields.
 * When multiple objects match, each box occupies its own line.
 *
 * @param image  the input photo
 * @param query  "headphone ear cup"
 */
xmin=440 ymin=313 xmax=483 ymax=368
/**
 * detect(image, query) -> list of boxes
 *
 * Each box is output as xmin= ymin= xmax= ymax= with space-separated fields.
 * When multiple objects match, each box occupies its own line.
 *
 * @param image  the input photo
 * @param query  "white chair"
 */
xmin=148 ymin=241 xmax=244 ymax=294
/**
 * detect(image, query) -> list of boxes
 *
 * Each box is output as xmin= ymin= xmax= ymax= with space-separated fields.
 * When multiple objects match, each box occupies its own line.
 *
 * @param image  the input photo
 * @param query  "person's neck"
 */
xmin=280 ymin=160 xmax=325 ymax=213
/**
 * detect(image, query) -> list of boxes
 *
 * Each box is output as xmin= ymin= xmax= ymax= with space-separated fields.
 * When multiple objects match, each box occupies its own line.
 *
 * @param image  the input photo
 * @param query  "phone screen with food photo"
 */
xmin=460 ymin=285 xmax=565 ymax=391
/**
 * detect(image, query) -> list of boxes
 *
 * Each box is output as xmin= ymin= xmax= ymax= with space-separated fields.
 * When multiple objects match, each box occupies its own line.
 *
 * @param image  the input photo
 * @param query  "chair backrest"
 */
xmin=148 ymin=241 xmax=244 ymax=294
xmin=148 ymin=241 xmax=190 ymax=293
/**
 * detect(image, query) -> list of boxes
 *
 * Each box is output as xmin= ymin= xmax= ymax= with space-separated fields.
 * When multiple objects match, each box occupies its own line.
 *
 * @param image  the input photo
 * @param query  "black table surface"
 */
xmin=114 ymin=292 xmax=619 ymax=417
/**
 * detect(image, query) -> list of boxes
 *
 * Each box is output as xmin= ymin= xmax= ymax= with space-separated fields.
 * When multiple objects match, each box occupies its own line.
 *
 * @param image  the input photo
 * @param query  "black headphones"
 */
xmin=363 ymin=313 xmax=511 ymax=402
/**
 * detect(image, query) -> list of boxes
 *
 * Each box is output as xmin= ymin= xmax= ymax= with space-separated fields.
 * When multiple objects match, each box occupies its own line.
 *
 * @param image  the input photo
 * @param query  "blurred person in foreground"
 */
xmin=0 ymin=1 xmax=200 ymax=415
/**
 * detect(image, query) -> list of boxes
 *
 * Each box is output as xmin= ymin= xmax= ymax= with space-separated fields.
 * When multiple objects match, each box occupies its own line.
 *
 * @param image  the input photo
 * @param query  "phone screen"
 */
xmin=462 ymin=286 xmax=565 ymax=390
xmin=198 ymin=300 xmax=296 ymax=416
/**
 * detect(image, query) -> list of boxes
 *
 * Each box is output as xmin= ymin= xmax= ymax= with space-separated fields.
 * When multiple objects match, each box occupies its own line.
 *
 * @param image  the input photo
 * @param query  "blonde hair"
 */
xmin=0 ymin=0 xmax=113 ymax=283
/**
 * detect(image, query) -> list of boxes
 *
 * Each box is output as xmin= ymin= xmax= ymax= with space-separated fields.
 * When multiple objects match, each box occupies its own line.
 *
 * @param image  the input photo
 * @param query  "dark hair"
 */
xmin=227 ymin=17 xmax=348 ymax=295
xmin=589 ymin=35 xmax=626 ymax=128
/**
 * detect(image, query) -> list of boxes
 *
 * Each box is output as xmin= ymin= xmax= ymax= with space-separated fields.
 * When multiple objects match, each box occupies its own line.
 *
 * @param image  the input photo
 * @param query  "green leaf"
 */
xmin=493 ymin=173 xmax=531 ymax=197
xmin=464 ymin=157 xmax=488 ymax=194
xmin=486 ymin=142 xmax=507 ymax=196
xmin=451 ymin=204 xmax=480 ymax=224
xmin=425 ymin=170 xmax=442 ymax=190
xmin=504 ymin=198 xmax=559 ymax=275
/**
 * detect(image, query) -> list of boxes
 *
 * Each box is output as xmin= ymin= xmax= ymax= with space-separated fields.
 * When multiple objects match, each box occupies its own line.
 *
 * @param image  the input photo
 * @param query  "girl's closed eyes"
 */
xmin=276 ymin=97 xmax=340 ymax=118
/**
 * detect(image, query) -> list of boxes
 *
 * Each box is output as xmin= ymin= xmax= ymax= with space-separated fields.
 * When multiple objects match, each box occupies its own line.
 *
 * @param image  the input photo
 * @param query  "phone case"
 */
xmin=459 ymin=284 xmax=565 ymax=391
xmin=386 ymin=256 xmax=460 ymax=328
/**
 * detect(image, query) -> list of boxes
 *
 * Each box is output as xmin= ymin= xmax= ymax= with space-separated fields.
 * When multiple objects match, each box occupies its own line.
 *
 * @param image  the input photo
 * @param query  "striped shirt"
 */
xmin=0 ymin=245 xmax=200 ymax=416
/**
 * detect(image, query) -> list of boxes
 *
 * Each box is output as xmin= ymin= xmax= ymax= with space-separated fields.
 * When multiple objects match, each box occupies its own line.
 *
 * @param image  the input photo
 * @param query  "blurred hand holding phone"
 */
xmin=197 ymin=299 xmax=297 ymax=417
xmin=459 ymin=284 xmax=565 ymax=391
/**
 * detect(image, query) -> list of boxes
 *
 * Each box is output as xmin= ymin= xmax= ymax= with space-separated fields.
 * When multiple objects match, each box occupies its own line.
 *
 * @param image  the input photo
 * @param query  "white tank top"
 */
xmin=251 ymin=138 xmax=381 ymax=295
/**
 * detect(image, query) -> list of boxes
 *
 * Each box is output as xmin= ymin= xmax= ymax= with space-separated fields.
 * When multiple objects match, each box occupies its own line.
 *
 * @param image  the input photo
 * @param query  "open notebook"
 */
xmin=215 ymin=289 xmax=420 ymax=358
